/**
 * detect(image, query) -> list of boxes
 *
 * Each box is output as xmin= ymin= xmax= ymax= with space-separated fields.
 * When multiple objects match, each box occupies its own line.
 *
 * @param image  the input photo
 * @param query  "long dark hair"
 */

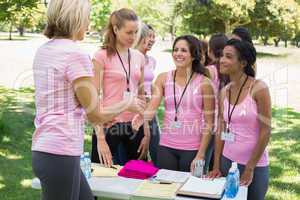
xmin=172 ymin=35 xmax=209 ymax=77
xmin=208 ymin=33 xmax=229 ymax=89
xmin=198 ymin=39 xmax=211 ymax=66
xmin=226 ymin=39 xmax=256 ymax=77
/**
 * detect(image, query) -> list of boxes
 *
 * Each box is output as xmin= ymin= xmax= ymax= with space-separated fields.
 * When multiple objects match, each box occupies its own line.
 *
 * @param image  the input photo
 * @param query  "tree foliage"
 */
xmin=176 ymin=0 xmax=255 ymax=37
xmin=90 ymin=0 xmax=112 ymax=33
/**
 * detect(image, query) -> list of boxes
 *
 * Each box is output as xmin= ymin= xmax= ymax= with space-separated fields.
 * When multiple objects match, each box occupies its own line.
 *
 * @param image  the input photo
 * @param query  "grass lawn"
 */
xmin=0 ymin=33 xmax=37 ymax=41
xmin=0 ymin=86 xmax=299 ymax=200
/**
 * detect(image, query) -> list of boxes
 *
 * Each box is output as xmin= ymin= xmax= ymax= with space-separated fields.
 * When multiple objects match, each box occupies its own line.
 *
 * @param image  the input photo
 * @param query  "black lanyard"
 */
xmin=227 ymin=75 xmax=248 ymax=131
xmin=116 ymin=49 xmax=131 ymax=92
xmin=173 ymin=70 xmax=194 ymax=121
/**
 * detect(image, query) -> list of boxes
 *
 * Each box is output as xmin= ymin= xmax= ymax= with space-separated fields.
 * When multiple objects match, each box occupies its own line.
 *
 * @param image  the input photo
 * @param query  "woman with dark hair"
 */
xmin=209 ymin=39 xmax=271 ymax=200
xmin=199 ymin=39 xmax=211 ymax=66
xmin=208 ymin=33 xmax=229 ymax=91
xmin=232 ymin=27 xmax=253 ymax=45
xmin=232 ymin=27 xmax=257 ymax=74
xmin=132 ymin=35 xmax=215 ymax=172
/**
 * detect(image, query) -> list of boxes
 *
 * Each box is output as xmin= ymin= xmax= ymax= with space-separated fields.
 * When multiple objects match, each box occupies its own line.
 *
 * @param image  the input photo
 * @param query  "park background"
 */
xmin=0 ymin=0 xmax=299 ymax=199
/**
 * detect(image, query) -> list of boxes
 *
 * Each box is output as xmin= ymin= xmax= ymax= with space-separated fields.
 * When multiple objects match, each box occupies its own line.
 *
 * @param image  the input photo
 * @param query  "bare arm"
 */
xmin=245 ymin=80 xmax=271 ymax=170
xmin=131 ymin=72 xmax=166 ymax=131
xmin=196 ymin=77 xmax=215 ymax=158
xmin=213 ymin=88 xmax=226 ymax=170
xmin=143 ymin=72 xmax=166 ymax=121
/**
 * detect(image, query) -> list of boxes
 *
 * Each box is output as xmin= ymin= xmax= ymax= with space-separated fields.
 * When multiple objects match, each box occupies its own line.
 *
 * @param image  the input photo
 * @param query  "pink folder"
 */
xmin=118 ymin=160 xmax=159 ymax=179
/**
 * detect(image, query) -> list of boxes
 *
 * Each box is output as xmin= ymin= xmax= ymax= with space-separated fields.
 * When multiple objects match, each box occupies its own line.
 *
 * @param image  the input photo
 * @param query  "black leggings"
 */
xmin=91 ymin=122 xmax=144 ymax=164
xmin=157 ymin=146 xmax=198 ymax=172
xmin=32 ymin=151 xmax=93 ymax=200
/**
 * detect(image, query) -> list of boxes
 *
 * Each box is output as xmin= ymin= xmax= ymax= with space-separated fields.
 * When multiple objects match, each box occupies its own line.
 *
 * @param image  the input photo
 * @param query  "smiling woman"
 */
xmin=91 ymin=8 xmax=149 ymax=168
xmin=132 ymin=35 xmax=215 ymax=174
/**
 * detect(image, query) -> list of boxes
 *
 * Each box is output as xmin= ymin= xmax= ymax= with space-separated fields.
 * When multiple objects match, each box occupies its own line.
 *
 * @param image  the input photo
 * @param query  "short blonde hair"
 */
xmin=44 ymin=0 xmax=91 ymax=39
xmin=135 ymin=23 xmax=154 ymax=48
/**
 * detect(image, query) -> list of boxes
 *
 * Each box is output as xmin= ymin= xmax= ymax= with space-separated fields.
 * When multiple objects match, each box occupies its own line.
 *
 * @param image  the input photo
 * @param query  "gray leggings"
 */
xmin=32 ymin=151 xmax=94 ymax=200
xmin=220 ymin=155 xmax=269 ymax=200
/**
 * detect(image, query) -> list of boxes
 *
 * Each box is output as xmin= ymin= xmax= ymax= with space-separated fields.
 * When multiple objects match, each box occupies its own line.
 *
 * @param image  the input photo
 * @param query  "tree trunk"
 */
xmin=284 ymin=40 xmax=288 ymax=48
xmin=18 ymin=26 xmax=24 ymax=37
xmin=9 ymin=21 xmax=13 ymax=40
xmin=273 ymin=38 xmax=280 ymax=47
xmin=224 ymin=21 xmax=231 ymax=34
xmin=262 ymin=36 xmax=269 ymax=46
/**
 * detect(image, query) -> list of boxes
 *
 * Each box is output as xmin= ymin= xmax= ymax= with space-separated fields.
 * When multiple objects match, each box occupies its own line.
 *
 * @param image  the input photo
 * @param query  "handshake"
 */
xmin=124 ymin=95 xmax=146 ymax=131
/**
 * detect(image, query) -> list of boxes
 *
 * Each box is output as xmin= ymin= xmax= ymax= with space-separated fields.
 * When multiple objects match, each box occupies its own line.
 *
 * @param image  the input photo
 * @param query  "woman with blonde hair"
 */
xmin=31 ymin=1 xmax=145 ymax=199
xmin=91 ymin=8 xmax=149 ymax=166
xmin=134 ymin=23 xmax=160 ymax=166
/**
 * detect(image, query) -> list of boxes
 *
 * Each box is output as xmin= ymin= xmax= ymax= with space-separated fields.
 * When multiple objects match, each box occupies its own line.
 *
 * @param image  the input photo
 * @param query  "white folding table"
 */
xmin=32 ymin=176 xmax=248 ymax=200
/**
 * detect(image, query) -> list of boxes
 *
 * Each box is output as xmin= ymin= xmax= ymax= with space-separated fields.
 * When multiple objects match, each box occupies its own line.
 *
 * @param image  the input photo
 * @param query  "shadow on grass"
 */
xmin=0 ymin=86 xmax=40 ymax=200
xmin=257 ymin=52 xmax=289 ymax=58
xmin=0 ymin=35 xmax=36 ymax=41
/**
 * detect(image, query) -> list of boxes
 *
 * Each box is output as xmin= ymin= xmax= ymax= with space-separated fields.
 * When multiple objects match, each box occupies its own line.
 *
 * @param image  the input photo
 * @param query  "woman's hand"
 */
xmin=97 ymin=138 xmax=113 ymax=167
xmin=137 ymin=135 xmax=150 ymax=160
xmin=240 ymin=167 xmax=254 ymax=186
xmin=131 ymin=114 xmax=144 ymax=131
xmin=208 ymin=167 xmax=222 ymax=179
xmin=127 ymin=96 xmax=146 ymax=114
xmin=190 ymin=155 xmax=205 ymax=177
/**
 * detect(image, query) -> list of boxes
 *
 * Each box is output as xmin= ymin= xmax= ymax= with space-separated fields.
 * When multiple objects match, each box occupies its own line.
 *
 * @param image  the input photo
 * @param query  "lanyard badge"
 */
xmin=116 ymin=49 xmax=131 ymax=98
xmin=172 ymin=70 xmax=194 ymax=129
xmin=221 ymin=75 xmax=249 ymax=142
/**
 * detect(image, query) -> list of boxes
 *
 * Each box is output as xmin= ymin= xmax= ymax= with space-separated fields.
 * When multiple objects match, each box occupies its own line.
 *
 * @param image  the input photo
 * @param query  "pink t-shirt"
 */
xmin=207 ymin=64 xmax=220 ymax=92
xmin=31 ymin=39 xmax=93 ymax=156
xmin=223 ymin=86 xmax=269 ymax=167
xmin=144 ymin=55 xmax=156 ymax=96
xmin=160 ymin=70 xmax=205 ymax=150
xmin=207 ymin=64 xmax=219 ymax=132
xmin=93 ymin=48 xmax=145 ymax=123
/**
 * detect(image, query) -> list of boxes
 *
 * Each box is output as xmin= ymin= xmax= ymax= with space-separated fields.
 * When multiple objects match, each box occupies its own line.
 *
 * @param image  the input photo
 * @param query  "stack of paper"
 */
xmin=177 ymin=176 xmax=226 ymax=199
xmin=153 ymin=169 xmax=191 ymax=183
xmin=91 ymin=163 xmax=122 ymax=177
xmin=130 ymin=180 xmax=181 ymax=200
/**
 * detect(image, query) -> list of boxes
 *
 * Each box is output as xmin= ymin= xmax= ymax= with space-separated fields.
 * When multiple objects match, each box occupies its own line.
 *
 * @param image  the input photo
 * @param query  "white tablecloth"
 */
xmin=32 ymin=177 xmax=247 ymax=200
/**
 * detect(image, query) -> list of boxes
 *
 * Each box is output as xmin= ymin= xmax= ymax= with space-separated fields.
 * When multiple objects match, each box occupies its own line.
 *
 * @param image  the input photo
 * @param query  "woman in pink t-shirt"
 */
xmin=209 ymin=39 xmax=271 ymax=200
xmin=31 ymin=1 xmax=145 ymax=200
xmin=132 ymin=35 xmax=215 ymax=173
xmin=91 ymin=8 xmax=149 ymax=167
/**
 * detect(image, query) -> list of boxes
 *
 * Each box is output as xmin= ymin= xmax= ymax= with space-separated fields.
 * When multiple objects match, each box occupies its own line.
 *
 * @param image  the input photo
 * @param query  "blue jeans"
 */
xmin=220 ymin=155 xmax=269 ymax=200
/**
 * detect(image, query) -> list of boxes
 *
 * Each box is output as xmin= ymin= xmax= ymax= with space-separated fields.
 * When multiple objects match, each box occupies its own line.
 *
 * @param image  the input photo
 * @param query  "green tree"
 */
xmin=112 ymin=0 xmax=181 ymax=40
xmin=249 ymin=0 xmax=299 ymax=47
xmin=90 ymin=0 xmax=112 ymax=36
xmin=0 ymin=0 xmax=39 ymax=40
xmin=176 ymin=0 xmax=255 ymax=37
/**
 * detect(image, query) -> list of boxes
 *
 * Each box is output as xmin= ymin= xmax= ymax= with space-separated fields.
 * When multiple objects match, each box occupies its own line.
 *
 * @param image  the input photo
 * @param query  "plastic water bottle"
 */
xmin=224 ymin=162 xmax=240 ymax=199
xmin=84 ymin=152 xmax=91 ymax=179
xmin=193 ymin=160 xmax=205 ymax=178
